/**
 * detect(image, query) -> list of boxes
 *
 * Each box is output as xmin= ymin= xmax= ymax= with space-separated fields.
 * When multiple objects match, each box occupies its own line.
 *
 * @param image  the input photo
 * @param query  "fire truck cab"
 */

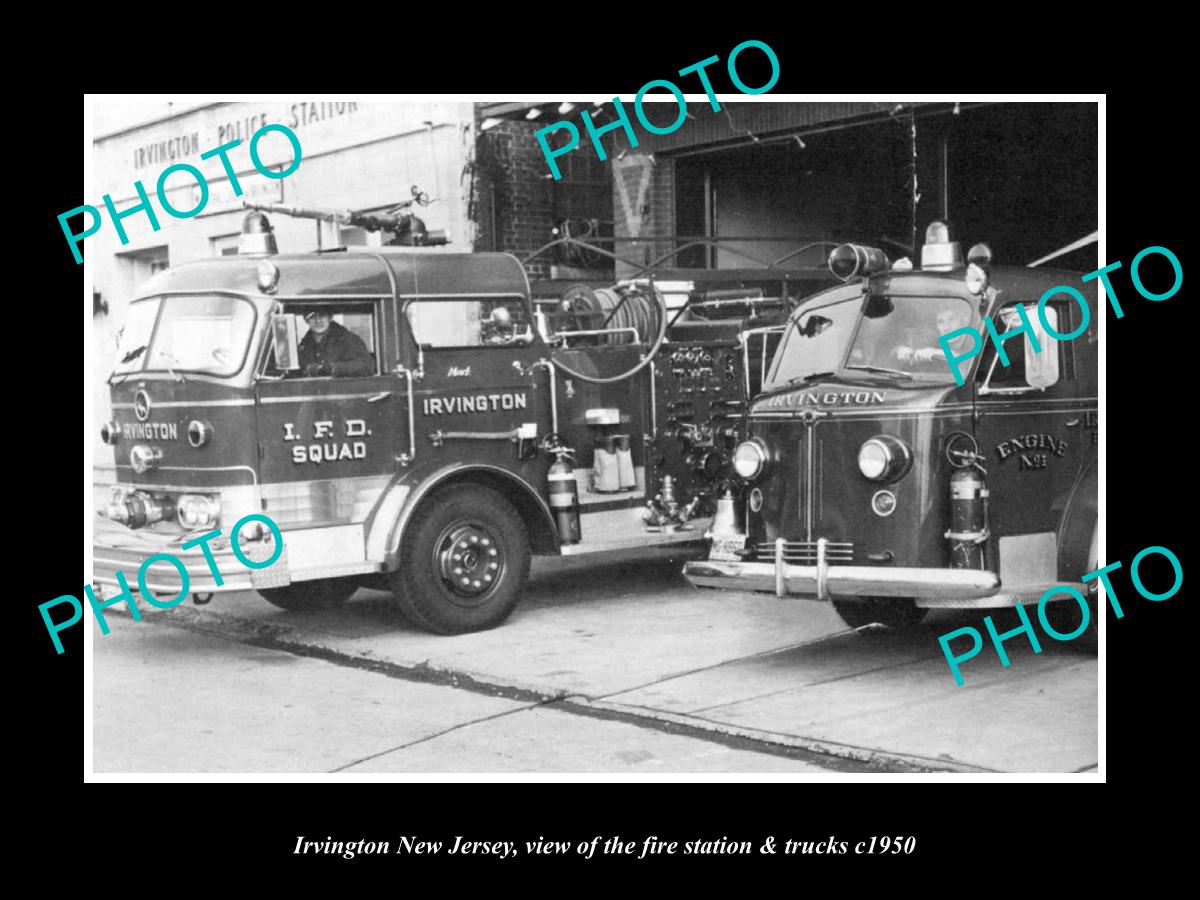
xmin=684 ymin=223 xmax=1099 ymax=633
xmin=94 ymin=215 xmax=817 ymax=634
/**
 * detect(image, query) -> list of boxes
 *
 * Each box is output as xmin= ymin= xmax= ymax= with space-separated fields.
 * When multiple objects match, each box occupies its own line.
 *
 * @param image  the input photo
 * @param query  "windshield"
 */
xmin=112 ymin=295 xmax=257 ymax=378
xmin=764 ymin=293 xmax=978 ymax=389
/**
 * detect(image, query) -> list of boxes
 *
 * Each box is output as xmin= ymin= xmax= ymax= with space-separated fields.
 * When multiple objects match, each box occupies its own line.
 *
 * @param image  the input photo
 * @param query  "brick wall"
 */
xmin=472 ymin=121 xmax=555 ymax=277
xmin=472 ymin=118 xmax=614 ymax=279
xmin=471 ymin=116 xmax=615 ymax=280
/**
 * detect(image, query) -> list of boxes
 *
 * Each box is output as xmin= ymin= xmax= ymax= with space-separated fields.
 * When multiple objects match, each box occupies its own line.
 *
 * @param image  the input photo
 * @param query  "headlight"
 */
xmin=257 ymin=259 xmax=280 ymax=294
xmin=177 ymin=493 xmax=221 ymax=530
xmin=100 ymin=421 xmax=120 ymax=445
xmin=187 ymin=420 xmax=213 ymax=448
xmin=857 ymin=436 xmax=913 ymax=483
xmin=129 ymin=445 xmax=162 ymax=473
xmin=732 ymin=439 xmax=769 ymax=481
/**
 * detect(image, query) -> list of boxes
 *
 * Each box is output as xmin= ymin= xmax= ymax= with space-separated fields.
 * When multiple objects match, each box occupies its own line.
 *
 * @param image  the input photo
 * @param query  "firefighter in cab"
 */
xmin=296 ymin=310 xmax=375 ymax=377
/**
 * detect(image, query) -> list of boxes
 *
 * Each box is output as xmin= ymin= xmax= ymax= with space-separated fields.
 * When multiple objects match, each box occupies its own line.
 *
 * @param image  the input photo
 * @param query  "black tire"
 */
xmin=389 ymin=484 xmax=531 ymax=635
xmin=832 ymin=597 xmax=928 ymax=631
xmin=259 ymin=578 xmax=357 ymax=612
xmin=1038 ymin=595 xmax=1098 ymax=653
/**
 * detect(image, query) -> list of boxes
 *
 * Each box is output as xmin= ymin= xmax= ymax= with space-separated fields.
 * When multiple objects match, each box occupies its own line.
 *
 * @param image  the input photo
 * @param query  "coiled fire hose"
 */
xmin=550 ymin=284 xmax=669 ymax=384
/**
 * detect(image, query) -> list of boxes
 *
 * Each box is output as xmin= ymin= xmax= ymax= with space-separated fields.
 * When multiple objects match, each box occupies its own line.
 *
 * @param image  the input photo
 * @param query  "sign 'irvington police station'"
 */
xmin=60 ymin=123 xmax=303 ymax=264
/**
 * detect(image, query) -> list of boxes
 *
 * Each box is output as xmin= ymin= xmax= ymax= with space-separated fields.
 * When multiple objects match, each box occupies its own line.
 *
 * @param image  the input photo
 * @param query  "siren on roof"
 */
xmin=828 ymin=244 xmax=889 ymax=282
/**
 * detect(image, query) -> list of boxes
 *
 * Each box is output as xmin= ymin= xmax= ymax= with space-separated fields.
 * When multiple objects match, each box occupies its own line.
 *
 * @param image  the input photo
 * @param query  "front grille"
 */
xmin=755 ymin=540 xmax=855 ymax=564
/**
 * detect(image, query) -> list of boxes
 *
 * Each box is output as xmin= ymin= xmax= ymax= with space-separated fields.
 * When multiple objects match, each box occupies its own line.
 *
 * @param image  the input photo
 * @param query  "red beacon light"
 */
xmin=828 ymin=243 xmax=890 ymax=282
xmin=920 ymin=220 xmax=963 ymax=271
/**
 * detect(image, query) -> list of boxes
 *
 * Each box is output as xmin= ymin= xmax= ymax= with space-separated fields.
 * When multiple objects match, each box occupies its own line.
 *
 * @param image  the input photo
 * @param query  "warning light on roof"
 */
xmin=239 ymin=210 xmax=278 ymax=257
xmin=921 ymin=220 xmax=963 ymax=271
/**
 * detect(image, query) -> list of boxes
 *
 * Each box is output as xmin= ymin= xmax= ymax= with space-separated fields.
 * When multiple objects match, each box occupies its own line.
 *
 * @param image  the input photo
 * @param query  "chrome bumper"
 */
xmin=683 ymin=536 xmax=1000 ymax=600
xmin=92 ymin=515 xmax=283 ymax=596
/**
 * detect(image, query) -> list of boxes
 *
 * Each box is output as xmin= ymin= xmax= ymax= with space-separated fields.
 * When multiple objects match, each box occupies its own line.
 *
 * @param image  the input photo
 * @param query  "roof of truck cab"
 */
xmin=133 ymin=249 xmax=532 ymax=301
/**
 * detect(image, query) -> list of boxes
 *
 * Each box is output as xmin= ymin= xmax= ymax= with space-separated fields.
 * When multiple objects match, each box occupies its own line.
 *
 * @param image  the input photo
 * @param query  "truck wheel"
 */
xmin=832 ymin=597 xmax=928 ymax=632
xmin=390 ymin=484 xmax=531 ymax=635
xmin=259 ymin=578 xmax=357 ymax=612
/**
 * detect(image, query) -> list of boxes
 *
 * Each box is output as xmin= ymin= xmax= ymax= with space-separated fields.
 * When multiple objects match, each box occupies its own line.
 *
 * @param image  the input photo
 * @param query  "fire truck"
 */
xmin=684 ymin=223 xmax=1099 ymax=636
xmin=93 ymin=202 xmax=835 ymax=634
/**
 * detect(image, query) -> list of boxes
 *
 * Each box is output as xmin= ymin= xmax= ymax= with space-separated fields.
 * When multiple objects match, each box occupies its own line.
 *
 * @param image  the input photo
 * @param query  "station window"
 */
xmin=979 ymin=303 xmax=1068 ymax=393
xmin=405 ymin=296 xmax=532 ymax=348
xmin=210 ymin=234 xmax=240 ymax=257
xmin=116 ymin=245 xmax=170 ymax=296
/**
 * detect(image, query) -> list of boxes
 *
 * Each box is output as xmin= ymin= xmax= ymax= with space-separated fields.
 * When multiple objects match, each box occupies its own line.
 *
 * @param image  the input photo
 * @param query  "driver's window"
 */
xmin=262 ymin=303 xmax=379 ymax=378
xmin=980 ymin=304 xmax=1062 ymax=393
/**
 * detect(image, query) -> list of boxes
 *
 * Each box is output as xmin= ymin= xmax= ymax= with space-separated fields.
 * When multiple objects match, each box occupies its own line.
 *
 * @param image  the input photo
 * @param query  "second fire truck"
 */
xmin=684 ymin=223 xmax=1099 ymax=636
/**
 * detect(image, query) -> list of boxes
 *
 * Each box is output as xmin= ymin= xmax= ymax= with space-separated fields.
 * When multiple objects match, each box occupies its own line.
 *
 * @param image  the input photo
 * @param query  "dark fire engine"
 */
xmin=93 ymin=204 xmax=833 ymax=634
xmin=684 ymin=223 xmax=1099 ymax=636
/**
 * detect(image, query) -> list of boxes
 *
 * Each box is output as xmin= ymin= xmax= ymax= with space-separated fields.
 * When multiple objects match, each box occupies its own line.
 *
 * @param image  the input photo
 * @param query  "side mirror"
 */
xmin=863 ymin=293 xmax=895 ymax=319
xmin=801 ymin=315 xmax=833 ymax=337
xmin=1026 ymin=307 xmax=1060 ymax=389
xmin=271 ymin=314 xmax=301 ymax=371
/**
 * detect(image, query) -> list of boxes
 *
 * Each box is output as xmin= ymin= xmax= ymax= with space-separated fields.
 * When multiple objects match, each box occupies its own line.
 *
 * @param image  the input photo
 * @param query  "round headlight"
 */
xmin=188 ymin=420 xmax=212 ymax=448
xmin=858 ymin=440 xmax=890 ymax=479
xmin=129 ymin=445 xmax=162 ymax=474
xmin=857 ymin=436 xmax=913 ymax=483
xmin=100 ymin=421 xmax=120 ymax=445
xmin=257 ymin=259 xmax=280 ymax=294
xmin=732 ymin=439 xmax=769 ymax=481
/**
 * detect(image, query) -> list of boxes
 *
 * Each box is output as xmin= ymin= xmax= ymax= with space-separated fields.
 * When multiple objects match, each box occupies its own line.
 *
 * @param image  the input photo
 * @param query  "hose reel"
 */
xmin=550 ymin=282 xmax=669 ymax=384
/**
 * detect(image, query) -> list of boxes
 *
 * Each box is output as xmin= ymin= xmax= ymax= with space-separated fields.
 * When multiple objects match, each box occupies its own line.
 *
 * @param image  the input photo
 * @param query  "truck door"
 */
xmin=973 ymin=297 xmax=1091 ymax=586
xmin=403 ymin=293 xmax=553 ymax=478
xmin=256 ymin=300 xmax=409 ymax=531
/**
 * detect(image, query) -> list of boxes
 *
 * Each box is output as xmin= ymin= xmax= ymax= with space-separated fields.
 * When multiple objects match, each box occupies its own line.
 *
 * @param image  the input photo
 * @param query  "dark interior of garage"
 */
xmin=674 ymin=103 xmax=1098 ymax=274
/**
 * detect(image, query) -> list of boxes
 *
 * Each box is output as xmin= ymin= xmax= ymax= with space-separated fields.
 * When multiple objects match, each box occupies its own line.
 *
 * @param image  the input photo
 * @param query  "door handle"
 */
xmin=367 ymin=391 xmax=392 ymax=403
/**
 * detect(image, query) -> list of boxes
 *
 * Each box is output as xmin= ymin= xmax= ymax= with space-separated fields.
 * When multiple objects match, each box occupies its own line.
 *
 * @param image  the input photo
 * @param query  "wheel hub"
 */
xmin=437 ymin=523 xmax=502 ymax=601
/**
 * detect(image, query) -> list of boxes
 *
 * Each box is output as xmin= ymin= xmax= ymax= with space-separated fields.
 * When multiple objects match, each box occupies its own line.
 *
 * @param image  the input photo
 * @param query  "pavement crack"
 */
xmin=329 ymin=701 xmax=553 ymax=773
xmin=688 ymin=655 xmax=931 ymax=714
xmin=593 ymin=629 xmax=858 ymax=702
xmin=550 ymin=696 xmax=996 ymax=773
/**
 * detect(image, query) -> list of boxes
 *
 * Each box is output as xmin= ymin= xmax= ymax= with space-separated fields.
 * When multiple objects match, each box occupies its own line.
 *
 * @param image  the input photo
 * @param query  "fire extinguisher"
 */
xmin=547 ymin=445 xmax=581 ymax=544
xmin=945 ymin=463 xmax=989 ymax=569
